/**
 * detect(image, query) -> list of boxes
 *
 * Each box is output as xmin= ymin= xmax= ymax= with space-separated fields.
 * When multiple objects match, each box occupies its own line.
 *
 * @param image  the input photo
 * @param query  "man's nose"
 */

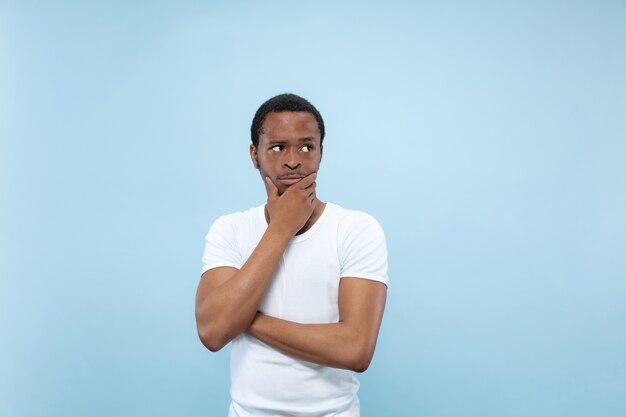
xmin=283 ymin=148 xmax=301 ymax=170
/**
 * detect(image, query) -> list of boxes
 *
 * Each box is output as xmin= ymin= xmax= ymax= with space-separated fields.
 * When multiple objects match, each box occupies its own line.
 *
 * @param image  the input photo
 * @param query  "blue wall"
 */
xmin=1 ymin=1 xmax=625 ymax=416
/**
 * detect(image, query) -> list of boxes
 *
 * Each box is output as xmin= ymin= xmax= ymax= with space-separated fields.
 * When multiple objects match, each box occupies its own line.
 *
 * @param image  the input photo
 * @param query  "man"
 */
xmin=196 ymin=93 xmax=388 ymax=417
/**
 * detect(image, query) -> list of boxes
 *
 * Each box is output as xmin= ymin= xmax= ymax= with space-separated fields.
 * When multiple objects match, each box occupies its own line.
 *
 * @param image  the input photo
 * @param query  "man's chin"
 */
xmin=276 ymin=185 xmax=290 ymax=196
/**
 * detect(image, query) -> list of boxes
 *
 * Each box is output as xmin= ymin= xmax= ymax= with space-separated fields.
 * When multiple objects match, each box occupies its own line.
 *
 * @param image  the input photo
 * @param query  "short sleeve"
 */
xmin=201 ymin=215 xmax=244 ymax=274
xmin=339 ymin=213 xmax=389 ymax=287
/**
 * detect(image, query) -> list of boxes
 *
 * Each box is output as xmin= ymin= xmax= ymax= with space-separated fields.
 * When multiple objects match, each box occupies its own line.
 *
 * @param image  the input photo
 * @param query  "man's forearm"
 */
xmin=247 ymin=313 xmax=375 ymax=372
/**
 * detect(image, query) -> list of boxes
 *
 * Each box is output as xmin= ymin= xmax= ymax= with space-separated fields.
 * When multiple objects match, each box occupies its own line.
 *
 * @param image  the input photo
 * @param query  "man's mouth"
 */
xmin=277 ymin=175 xmax=305 ymax=186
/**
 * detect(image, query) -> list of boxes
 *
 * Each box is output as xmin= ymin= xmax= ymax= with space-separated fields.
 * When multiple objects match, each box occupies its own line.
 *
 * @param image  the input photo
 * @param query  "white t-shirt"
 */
xmin=201 ymin=202 xmax=388 ymax=417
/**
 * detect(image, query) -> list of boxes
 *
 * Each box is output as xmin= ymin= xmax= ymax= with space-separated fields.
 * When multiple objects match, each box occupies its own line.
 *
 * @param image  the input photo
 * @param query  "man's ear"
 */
xmin=250 ymin=144 xmax=259 ymax=169
xmin=319 ymin=144 xmax=323 ymax=164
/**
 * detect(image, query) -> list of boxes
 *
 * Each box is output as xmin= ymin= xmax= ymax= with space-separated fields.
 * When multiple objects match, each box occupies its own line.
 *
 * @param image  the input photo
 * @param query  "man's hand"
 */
xmin=264 ymin=173 xmax=317 ymax=237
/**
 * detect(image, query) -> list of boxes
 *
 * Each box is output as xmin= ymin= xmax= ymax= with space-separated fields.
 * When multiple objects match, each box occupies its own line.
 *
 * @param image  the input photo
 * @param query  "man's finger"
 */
xmin=307 ymin=185 xmax=316 ymax=199
xmin=297 ymin=172 xmax=317 ymax=189
xmin=264 ymin=177 xmax=279 ymax=200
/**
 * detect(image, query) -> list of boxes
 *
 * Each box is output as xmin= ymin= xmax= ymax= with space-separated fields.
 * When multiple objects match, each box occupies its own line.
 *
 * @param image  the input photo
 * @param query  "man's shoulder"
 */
xmin=327 ymin=202 xmax=381 ymax=227
xmin=324 ymin=203 xmax=385 ymax=243
xmin=214 ymin=204 xmax=264 ymax=223
xmin=207 ymin=204 xmax=265 ymax=235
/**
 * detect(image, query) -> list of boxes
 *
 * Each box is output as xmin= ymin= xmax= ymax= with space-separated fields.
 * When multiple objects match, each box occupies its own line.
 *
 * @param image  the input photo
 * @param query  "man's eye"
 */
xmin=302 ymin=145 xmax=313 ymax=152
xmin=270 ymin=145 xmax=282 ymax=152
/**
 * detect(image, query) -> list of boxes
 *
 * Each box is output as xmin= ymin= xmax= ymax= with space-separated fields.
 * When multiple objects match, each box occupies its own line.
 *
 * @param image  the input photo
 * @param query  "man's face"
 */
xmin=250 ymin=111 xmax=323 ymax=196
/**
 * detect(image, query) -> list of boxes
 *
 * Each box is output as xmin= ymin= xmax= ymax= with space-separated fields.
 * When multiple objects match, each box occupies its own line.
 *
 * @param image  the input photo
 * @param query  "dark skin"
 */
xmin=195 ymin=111 xmax=386 ymax=372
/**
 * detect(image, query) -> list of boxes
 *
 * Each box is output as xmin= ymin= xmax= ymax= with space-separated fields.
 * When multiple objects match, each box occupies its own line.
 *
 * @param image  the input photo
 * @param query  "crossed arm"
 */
xmin=247 ymin=277 xmax=387 ymax=372
xmin=196 ymin=266 xmax=387 ymax=372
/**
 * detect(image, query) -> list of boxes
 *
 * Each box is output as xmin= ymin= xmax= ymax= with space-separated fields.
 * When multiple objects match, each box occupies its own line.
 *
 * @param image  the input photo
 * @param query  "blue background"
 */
xmin=1 ymin=1 xmax=625 ymax=416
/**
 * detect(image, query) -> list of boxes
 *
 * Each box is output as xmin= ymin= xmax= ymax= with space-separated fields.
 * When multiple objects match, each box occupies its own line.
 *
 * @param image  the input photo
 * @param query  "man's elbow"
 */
xmin=349 ymin=346 xmax=374 ymax=373
xmin=351 ymin=356 xmax=372 ymax=373
xmin=197 ymin=325 xmax=228 ymax=353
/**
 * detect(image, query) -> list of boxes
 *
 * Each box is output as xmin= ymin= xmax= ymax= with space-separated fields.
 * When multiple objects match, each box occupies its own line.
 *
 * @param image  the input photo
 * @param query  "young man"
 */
xmin=196 ymin=94 xmax=388 ymax=417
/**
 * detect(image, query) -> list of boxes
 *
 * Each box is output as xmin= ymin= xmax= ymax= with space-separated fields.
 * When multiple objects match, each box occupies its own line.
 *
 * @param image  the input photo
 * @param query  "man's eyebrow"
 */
xmin=267 ymin=137 xmax=316 ymax=145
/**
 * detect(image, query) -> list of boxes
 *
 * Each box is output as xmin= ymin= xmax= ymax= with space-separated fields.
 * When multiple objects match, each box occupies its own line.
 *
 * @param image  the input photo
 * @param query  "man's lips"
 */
xmin=277 ymin=175 xmax=305 ymax=186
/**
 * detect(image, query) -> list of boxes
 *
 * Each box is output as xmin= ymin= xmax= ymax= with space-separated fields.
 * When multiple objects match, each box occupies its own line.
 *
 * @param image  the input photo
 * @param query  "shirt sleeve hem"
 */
xmin=340 ymin=273 xmax=389 ymax=287
xmin=201 ymin=262 xmax=242 ymax=275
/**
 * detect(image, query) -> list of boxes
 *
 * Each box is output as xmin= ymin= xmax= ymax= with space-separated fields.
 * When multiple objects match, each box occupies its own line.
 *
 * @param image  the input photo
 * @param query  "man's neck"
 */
xmin=296 ymin=199 xmax=326 ymax=235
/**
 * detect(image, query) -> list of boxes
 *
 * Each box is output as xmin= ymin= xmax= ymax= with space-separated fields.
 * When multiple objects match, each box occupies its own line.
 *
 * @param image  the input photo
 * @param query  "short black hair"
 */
xmin=250 ymin=93 xmax=325 ymax=147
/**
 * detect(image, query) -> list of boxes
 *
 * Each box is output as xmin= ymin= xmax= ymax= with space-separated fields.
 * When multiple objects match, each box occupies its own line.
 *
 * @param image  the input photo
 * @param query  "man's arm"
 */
xmin=247 ymin=277 xmax=387 ymax=372
xmin=195 ymin=174 xmax=317 ymax=352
